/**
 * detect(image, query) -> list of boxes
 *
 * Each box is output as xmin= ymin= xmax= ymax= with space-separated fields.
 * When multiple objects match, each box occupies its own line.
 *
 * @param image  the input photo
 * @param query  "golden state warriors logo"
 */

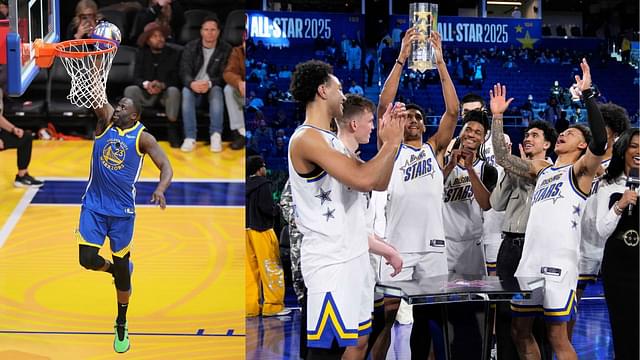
xmin=101 ymin=139 xmax=128 ymax=171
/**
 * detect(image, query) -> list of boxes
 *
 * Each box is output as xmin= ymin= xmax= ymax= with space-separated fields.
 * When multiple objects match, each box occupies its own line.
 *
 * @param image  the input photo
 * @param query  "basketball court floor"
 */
xmin=0 ymin=140 xmax=245 ymax=359
xmin=247 ymin=284 xmax=615 ymax=359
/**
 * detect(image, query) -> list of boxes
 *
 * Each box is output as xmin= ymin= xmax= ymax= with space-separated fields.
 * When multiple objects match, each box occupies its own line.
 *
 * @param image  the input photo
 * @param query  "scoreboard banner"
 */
xmin=391 ymin=15 xmax=542 ymax=48
xmin=247 ymin=11 xmax=363 ymax=48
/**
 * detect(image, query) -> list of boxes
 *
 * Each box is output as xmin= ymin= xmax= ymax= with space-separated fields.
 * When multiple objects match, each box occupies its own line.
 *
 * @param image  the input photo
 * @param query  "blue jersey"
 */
xmin=82 ymin=122 xmax=146 ymax=217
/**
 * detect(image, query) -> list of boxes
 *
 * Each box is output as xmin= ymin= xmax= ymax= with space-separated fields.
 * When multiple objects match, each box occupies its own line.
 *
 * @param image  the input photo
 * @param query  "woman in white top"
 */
xmin=595 ymin=128 xmax=639 ymax=360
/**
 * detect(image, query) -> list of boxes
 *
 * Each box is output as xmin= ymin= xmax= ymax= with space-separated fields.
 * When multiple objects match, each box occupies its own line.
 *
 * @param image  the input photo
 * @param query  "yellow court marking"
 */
xmin=0 ymin=140 xmax=245 ymax=227
xmin=0 ymin=140 xmax=245 ymax=179
xmin=0 ymin=206 xmax=245 ymax=359
xmin=0 ymin=140 xmax=246 ymax=359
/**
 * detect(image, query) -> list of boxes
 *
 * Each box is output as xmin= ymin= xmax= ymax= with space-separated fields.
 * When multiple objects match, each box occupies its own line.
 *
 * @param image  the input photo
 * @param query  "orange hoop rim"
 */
xmin=35 ymin=38 xmax=118 ymax=68
xmin=53 ymin=38 xmax=118 ymax=58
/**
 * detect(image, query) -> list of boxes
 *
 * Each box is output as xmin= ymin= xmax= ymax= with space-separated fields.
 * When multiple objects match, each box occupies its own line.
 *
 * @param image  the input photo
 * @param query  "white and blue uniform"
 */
xmin=288 ymin=125 xmax=373 ymax=349
xmin=380 ymin=143 xmax=448 ymax=282
xmin=77 ymin=122 xmax=146 ymax=257
xmin=481 ymin=134 xmax=506 ymax=272
xmin=512 ymin=164 xmax=588 ymax=321
xmin=443 ymin=159 xmax=489 ymax=275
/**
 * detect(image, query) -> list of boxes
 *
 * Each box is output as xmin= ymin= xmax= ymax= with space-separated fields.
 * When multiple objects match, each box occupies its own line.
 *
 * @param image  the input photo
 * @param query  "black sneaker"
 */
xmin=14 ymin=174 xmax=44 ymax=188
xmin=230 ymin=132 xmax=246 ymax=150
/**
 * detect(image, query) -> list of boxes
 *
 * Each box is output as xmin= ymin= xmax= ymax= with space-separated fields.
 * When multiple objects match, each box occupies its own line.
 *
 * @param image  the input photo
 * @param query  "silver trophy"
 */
xmin=409 ymin=3 xmax=438 ymax=72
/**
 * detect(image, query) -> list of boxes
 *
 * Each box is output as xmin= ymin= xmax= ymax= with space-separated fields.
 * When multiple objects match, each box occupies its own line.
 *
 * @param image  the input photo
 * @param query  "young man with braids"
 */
xmin=490 ymin=59 xmax=607 ymax=359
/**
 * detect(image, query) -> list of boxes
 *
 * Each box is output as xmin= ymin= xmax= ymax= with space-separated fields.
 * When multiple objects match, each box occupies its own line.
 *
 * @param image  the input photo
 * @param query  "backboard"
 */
xmin=5 ymin=0 xmax=60 ymax=97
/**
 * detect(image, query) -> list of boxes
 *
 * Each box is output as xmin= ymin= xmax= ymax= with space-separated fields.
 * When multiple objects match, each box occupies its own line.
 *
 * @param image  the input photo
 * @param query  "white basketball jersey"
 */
xmin=443 ymin=159 xmax=487 ymax=242
xmin=481 ymin=132 xmax=499 ymax=170
xmin=385 ymin=143 xmax=446 ymax=253
xmin=371 ymin=190 xmax=387 ymax=239
xmin=288 ymin=125 xmax=368 ymax=278
xmin=482 ymin=132 xmax=506 ymax=237
xmin=516 ymin=164 xmax=588 ymax=276
xmin=579 ymin=159 xmax=611 ymax=260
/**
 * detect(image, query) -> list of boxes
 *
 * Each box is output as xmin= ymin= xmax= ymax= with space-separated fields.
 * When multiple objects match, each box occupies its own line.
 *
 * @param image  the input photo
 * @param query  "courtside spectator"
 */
xmin=179 ymin=15 xmax=231 ymax=152
xmin=125 ymin=22 xmax=181 ymax=147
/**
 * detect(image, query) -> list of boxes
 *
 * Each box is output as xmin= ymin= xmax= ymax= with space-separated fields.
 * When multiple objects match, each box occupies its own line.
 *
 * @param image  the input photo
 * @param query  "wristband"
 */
xmin=395 ymin=59 xmax=404 ymax=67
xmin=582 ymin=88 xmax=595 ymax=99
xmin=613 ymin=201 xmax=623 ymax=215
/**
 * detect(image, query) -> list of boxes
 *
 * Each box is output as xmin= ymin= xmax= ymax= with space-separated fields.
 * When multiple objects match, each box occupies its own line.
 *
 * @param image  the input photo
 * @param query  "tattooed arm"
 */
xmin=490 ymin=83 xmax=549 ymax=179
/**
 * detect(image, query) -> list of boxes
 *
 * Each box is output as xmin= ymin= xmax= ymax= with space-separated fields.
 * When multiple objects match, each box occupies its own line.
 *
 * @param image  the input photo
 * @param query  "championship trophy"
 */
xmin=408 ymin=3 xmax=438 ymax=72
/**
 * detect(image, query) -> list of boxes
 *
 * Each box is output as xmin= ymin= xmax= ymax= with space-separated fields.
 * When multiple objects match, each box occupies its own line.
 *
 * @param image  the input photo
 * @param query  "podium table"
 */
xmin=376 ymin=274 xmax=544 ymax=360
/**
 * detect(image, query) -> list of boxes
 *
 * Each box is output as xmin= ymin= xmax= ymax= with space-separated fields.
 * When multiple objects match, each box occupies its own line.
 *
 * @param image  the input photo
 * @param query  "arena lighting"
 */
xmin=487 ymin=1 xmax=523 ymax=5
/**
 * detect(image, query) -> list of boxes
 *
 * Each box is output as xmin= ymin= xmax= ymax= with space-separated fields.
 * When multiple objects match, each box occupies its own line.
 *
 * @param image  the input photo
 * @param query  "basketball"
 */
xmin=91 ymin=21 xmax=122 ymax=49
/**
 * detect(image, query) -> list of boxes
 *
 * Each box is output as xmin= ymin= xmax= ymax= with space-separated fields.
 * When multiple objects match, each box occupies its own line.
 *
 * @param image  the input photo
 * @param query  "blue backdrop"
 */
xmin=247 ymin=11 xmax=364 ymax=48
xmin=391 ymin=15 xmax=542 ymax=49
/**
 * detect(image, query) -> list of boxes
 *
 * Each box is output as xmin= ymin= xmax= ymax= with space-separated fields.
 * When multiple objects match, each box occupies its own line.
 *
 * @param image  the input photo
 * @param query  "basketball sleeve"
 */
xmin=481 ymin=163 xmax=499 ymax=193
xmin=583 ymin=88 xmax=607 ymax=156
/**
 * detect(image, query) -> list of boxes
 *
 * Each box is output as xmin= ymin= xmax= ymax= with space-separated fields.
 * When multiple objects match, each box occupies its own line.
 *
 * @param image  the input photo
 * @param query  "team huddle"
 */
xmin=285 ymin=29 xmax=638 ymax=360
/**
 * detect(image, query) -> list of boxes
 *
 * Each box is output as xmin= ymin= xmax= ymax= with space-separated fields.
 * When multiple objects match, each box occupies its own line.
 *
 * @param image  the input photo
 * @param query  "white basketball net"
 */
xmin=57 ymin=41 xmax=117 ymax=109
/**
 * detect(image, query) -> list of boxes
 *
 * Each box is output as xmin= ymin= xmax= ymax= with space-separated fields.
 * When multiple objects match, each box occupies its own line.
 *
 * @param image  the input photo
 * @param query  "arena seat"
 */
xmin=222 ymin=9 xmax=244 ymax=48
xmin=46 ymin=58 xmax=94 ymax=136
xmin=4 ymin=68 xmax=48 ymax=126
xmin=178 ymin=9 xmax=216 ymax=45
xmin=100 ymin=9 xmax=131 ymax=45
xmin=106 ymin=45 xmax=137 ymax=102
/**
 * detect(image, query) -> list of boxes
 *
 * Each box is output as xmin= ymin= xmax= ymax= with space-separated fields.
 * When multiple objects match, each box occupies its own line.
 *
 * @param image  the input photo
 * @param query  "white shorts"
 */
xmin=378 ymin=251 xmax=448 ymax=282
xmin=483 ymin=232 xmax=503 ymax=272
xmin=511 ymin=265 xmax=578 ymax=322
xmin=447 ymin=238 xmax=487 ymax=276
xmin=306 ymin=252 xmax=374 ymax=348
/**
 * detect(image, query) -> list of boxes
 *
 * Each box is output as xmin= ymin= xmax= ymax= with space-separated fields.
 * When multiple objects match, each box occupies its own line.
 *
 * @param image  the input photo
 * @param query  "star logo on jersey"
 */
xmin=100 ymin=139 xmax=128 ymax=171
xmin=322 ymin=207 xmax=335 ymax=222
xmin=572 ymin=205 xmax=581 ymax=216
xmin=571 ymin=220 xmax=578 ymax=229
xmin=551 ymin=194 xmax=565 ymax=204
xmin=315 ymin=188 xmax=332 ymax=205
xmin=400 ymin=155 xmax=435 ymax=182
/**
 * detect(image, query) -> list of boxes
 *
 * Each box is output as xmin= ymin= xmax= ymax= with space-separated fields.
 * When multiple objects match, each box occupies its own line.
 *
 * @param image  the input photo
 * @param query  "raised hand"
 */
xmin=518 ymin=144 xmax=527 ymax=159
xmin=379 ymin=102 xmax=407 ymax=145
xmin=574 ymin=58 xmax=592 ymax=92
xmin=489 ymin=83 xmax=514 ymax=116
xmin=430 ymin=31 xmax=444 ymax=64
xmin=399 ymin=27 xmax=418 ymax=63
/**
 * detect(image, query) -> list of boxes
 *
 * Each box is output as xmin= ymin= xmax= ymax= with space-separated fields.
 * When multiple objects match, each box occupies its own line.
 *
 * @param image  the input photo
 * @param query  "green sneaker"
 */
xmin=113 ymin=321 xmax=130 ymax=353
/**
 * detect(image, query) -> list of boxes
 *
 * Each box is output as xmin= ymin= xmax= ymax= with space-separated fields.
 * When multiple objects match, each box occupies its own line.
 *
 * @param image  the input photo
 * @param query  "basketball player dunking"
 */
xmin=490 ymin=59 xmax=607 ymax=360
xmin=76 ymin=97 xmax=173 ymax=353
xmin=288 ymin=60 xmax=406 ymax=359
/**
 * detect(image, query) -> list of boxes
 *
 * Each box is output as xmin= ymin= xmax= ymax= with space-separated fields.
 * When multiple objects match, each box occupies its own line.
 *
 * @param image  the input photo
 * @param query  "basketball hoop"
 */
xmin=35 ymin=38 xmax=118 ymax=109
